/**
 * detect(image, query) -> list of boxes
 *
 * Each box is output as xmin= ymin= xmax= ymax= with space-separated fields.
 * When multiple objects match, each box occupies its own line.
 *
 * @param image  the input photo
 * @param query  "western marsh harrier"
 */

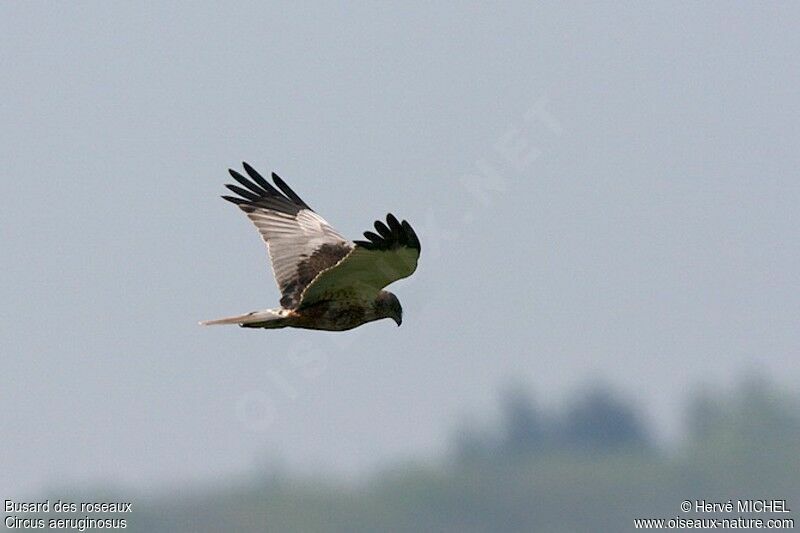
xmin=201 ymin=163 xmax=420 ymax=331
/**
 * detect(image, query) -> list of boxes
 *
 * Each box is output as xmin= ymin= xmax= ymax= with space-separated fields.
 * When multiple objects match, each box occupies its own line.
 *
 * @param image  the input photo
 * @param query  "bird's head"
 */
xmin=375 ymin=291 xmax=403 ymax=326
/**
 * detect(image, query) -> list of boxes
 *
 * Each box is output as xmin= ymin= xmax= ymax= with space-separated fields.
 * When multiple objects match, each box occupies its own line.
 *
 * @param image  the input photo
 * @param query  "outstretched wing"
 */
xmin=222 ymin=162 xmax=353 ymax=309
xmin=298 ymin=213 xmax=420 ymax=307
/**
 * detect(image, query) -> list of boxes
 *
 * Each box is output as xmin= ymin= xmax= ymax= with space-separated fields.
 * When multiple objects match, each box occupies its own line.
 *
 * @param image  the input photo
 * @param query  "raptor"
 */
xmin=201 ymin=163 xmax=420 ymax=331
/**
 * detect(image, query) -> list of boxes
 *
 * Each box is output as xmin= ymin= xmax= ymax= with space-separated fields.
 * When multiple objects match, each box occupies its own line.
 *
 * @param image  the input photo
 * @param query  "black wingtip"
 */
xmin=386 ymin=213 xmax=401 ymax=230
xmin=362 ymin=230 xmax=383 ymax=244
xmin=225 ymin=183 xmax=261 ymax=201
xmin=374 ymin=220 xmax=392 ymax=239
xmin=221 ymin=163 xmax=311 ymax=215
xmin=353 ymin=239 xmax=378 ymax=250
xmin=402 ymin=220 xmax=420 ymax=250
xmin=271 ymin=172 xmax=311 ymax=209
xmin=221 ymin=195 xmax=248 ymax=205
xmin=354 ymin=214 xmax=421 ymax=252
xmin=242 ymin=162 xmax=277 ymax=194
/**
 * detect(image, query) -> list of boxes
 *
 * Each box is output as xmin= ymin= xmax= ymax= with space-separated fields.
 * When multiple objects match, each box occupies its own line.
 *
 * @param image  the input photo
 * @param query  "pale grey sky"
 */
xmin=2 ymin=2 xmax=799 ymax=496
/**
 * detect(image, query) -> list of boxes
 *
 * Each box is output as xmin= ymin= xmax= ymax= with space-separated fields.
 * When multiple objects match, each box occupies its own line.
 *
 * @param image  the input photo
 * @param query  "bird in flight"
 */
xmin=201 ymin=162 xmax=420 ymax=331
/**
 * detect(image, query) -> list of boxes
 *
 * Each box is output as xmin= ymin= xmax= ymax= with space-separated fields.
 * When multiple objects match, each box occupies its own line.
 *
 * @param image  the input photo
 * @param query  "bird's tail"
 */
xmin=199 ymin=309 xmax=287 ymax=328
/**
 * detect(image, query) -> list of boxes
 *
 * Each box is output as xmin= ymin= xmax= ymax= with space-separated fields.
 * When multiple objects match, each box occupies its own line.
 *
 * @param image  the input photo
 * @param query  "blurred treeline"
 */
xmin=90 ymin=377 xmax=800 ymax=531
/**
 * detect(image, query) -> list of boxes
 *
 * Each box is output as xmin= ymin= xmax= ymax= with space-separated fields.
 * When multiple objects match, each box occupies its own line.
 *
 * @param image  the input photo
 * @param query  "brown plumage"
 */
xmin=200 ymin=163 xmax=420 ymax=331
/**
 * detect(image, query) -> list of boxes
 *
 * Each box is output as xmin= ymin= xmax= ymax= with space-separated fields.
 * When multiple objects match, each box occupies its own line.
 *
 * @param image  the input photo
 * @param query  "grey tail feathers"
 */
xmin=199 ymin=309 xmax=286 ymax=327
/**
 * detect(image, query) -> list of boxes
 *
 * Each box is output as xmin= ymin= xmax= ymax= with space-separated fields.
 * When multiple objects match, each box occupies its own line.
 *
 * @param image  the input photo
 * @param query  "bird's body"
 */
xmin=201 ymin=163 xmax=420 ymax=332
xmin=205 ymin=294 xmax=390 ymax=331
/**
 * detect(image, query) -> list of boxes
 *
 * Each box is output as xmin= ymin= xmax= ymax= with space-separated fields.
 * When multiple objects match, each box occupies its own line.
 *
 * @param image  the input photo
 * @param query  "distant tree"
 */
xmin=737 ymin=375 xmax=800 ymax=441
xmin=561 ymin=386 xmax=648 ymax=451
xmin=686 ymin=388 xmax=723 ymax=442
xmin=452 ymin=420 xmax=496 ymax=463
xmin=500 ymin=385 xmax=548 ymax=456
xmin=688 ymin=375 xmax=800 ymax=459
xmin=455 ymin=383 xmax=652 ymax=460
xmin=684 ymin=375 xmax=800 ymax=494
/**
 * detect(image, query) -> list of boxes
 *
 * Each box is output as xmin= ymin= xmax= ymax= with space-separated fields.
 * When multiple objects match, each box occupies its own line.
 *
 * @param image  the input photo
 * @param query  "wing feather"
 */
xmin=242 ymin=162 xmax=280 ymax=195
xmin=272 ymin=172 xmax=310 ymax=209
xmin=298 ymin=214 xmax=420 ymax=307
xmin=221 ymin=163 xmax=352 ymax=309
xmin=224 ymin=183 xmax=261 ymax=202
xmin=374 ymin=220 xmax=393 ymax=240
xmin=229 ymin=168 xmax=269 ymax=196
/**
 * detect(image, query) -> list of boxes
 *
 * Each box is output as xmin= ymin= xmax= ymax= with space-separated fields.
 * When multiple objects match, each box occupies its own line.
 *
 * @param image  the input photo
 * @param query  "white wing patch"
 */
xmin=246 ymin=209 xmax=347 ymax=293
xmin=221 ymin=164 xmax=353 ymax=308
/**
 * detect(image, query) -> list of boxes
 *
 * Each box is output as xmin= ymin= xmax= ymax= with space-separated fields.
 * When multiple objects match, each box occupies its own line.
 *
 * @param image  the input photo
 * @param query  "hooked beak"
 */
xmin=393 ymin=315 xmax=402 ymax=327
